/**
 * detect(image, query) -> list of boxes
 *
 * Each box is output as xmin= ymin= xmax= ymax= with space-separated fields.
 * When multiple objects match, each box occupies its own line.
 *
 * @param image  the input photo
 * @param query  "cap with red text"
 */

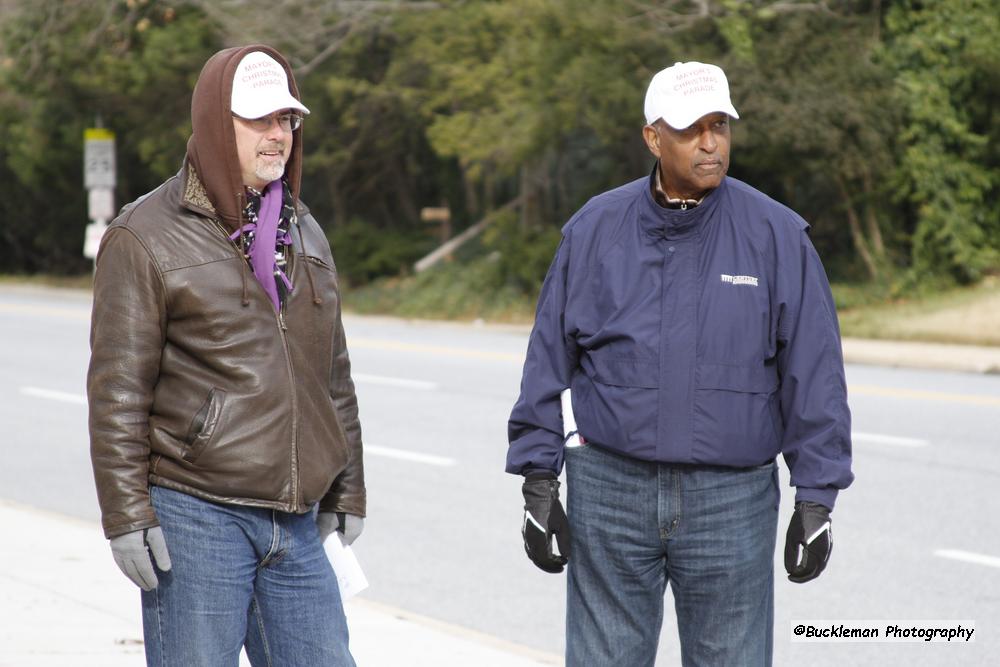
xmin=231 ymin=51 xmax=310 ymax=119
xmin=644 ymin=61 xmax=738 ymax=130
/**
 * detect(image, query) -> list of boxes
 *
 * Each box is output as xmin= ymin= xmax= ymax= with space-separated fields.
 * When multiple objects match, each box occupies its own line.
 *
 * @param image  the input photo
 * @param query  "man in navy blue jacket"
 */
xmin=507 ymin=62 xmax=853 ymax=667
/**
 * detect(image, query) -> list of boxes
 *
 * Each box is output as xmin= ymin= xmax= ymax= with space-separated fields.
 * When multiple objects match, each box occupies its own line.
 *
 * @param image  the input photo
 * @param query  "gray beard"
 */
xmin=255 ymin=159 xmax=286 ymax=184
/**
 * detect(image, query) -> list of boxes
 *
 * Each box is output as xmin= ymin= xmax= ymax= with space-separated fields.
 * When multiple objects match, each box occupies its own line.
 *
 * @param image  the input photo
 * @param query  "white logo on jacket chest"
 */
xmin=720 ymin=273 xmax=759 ymax=287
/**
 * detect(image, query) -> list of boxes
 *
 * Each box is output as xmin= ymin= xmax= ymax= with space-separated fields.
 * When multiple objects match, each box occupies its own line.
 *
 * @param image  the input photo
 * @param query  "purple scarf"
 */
xmin=230 ymin=180 xmax=294 ymax=311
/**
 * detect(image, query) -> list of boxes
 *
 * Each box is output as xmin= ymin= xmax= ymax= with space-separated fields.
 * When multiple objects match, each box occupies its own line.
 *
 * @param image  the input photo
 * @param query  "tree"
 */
xmin=725 ymin=1 xmax=901 ymax=282
xmin=0 ymin=0 xmax=220 ymax=274
xmin=882 ymin=0 xmax=1000 ymax=284
xmin=2 ymin=0 xmax=996 ymax=295
xmin=398 ymin=0 xmax=657 ymax=229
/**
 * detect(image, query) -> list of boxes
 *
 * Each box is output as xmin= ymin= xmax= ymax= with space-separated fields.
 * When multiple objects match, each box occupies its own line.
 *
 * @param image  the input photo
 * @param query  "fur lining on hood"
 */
xmin=185 ymin=45 xmax=305 ymax=231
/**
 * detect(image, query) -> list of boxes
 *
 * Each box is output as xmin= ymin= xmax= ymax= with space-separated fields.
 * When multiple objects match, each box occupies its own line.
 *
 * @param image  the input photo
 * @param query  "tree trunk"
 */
xmin=392 ymin=164 xmax=419 ymax=224
xmin=460 ymin=160 xmax=479 ymax=222
xmin=328 ymin=170 xmax=347 ymax=227
xmin=483 ymin=170 xmax=495 ymax=215
xmin=555 ymin=149 xmax=571 ymax=219
xmin=835 ymin=174 xmax=879 ymax=281
xmin=520 ymin=165 xmax=536 ymax=230
xmin=861 ymin=168 xmax=886 ymax=258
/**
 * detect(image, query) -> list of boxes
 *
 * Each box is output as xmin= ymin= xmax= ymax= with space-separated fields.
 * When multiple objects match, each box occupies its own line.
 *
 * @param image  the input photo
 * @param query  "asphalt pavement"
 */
xmin=2 ymin=284 xmax=999 ymax=665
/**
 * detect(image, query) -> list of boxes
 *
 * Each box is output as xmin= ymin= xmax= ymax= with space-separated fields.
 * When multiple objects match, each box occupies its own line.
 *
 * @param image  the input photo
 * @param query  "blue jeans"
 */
xmin=564 ymin=444 xmax=779 ymax=667
xmin=142 ymin=486 xmax=355 ymax=667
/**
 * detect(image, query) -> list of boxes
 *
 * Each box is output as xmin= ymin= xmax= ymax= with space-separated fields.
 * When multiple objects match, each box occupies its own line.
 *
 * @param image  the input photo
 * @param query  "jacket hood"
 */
xmin=185 ymin=45 xmax=305 ymax=231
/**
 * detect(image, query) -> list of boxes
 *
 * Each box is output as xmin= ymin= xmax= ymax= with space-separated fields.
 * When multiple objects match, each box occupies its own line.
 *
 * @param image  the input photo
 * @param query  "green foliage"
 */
xmin=400 ymin=0 xmax=653 ymax=213
xmin=830 ymin=282 xmax=894 ymax=312
xmin=0 ymin=0 xmax=220 ymax=274
xmin=297 ymin=22 xmax=444 ymax=237
xmin=344 ymin=253 xmax=539 ymax=322
xmin=343 ymin=210 xmax=561 ymax=319
xmin=726 ymin=4 xmax=903 ymax=283
xmin=881 ymin=0 xmax=1000 ymax=283
xmin=2 ymin=0 xmax=998 ymax=313
xmin=480 ymin=213 xmax=562 ymax=295
xmin=326 ymin=219 xmax=435 ymax=286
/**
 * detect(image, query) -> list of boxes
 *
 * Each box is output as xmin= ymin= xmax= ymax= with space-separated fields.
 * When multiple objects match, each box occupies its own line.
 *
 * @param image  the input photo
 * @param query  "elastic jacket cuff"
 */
xmin=794 ymin=487 xmax=837 ymax=511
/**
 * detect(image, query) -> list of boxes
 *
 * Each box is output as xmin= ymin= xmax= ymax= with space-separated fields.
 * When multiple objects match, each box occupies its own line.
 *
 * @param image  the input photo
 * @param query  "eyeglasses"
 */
xmin=233 ymin=112 xmax=303 ymax=132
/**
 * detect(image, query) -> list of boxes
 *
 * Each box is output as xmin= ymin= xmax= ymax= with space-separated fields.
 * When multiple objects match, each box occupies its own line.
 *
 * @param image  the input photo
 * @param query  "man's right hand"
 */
xmin=521 ymin=472 xmax=571 ymax=573
xmin=109 ymin=526 xmax=172 ymax=591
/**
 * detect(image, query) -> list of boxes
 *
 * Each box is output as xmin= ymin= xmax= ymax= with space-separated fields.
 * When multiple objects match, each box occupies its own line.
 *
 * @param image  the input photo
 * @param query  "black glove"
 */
xmin=521 ymin=472 xmax=571 ymax=573
xmin=784 ymin=501 xmax=833 ymax=583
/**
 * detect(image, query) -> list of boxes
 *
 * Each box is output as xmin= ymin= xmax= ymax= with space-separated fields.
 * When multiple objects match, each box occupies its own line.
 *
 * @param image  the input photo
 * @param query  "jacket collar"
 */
xmin=639 ymin=164 xmax=726 ymax=242
xmin=180 ymin=159 xmax=310 ymax=224
xmin=180 ymin=160 xmax=217 ymax=220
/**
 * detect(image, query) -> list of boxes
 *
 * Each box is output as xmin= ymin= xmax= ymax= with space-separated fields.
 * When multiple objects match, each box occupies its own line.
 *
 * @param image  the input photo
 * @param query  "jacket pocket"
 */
xmin=696 ymin=363 xmax=777 ymax=394
xmin=183 ymin=388 xmax=227 ymax=463
xmin=586 ymin=350 xmax=659 ymax=389
xmin=692 ymin=363 xmax=780 ymax=466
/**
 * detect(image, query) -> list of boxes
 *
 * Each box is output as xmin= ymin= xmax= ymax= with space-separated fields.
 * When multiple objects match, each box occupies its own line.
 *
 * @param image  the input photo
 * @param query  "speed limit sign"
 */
xmin=84 ymin=128 xmax=116 ymax=189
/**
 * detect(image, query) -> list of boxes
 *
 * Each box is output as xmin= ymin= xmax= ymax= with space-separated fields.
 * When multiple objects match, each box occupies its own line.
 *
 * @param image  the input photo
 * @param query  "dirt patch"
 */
xmin=839 ymin=281 xmax=1000 ymax=347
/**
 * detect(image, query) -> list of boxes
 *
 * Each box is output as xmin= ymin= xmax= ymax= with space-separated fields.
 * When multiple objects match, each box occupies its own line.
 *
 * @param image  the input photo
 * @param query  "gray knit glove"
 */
xmin=318 ymin=511 xmax=365 ymax=546
xmin=109 ymin=527 xmax=172 ymax=591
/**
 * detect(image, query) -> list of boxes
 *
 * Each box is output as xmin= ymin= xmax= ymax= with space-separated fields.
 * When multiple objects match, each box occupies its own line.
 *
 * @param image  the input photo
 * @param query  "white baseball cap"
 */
xmin=644 ymin=61 xmax=738 ymax=129
xmin=231 ymin=51 xmax=310 ymax=119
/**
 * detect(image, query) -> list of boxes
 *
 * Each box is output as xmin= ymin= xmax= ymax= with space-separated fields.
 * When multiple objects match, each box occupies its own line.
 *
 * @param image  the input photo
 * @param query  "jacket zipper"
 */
xmin=278 ymin=243 xmax=294 ymax=330
xmin=212 ymin=215 xmax=300 ymax=510
xmin=283 ymin=221 xmax=299 ymax=508
xmin=276 ymin=311 xmax=300 ymax=510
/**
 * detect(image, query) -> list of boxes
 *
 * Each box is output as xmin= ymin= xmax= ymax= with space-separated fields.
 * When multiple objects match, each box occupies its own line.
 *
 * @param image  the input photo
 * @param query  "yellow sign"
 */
xmin=84 ymin=128 xmax=116 ymax=189
xmin=84 ymin=128 xmax=115 ymax=141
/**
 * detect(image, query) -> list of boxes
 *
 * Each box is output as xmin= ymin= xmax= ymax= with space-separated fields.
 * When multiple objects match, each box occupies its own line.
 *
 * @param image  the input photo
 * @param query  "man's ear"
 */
xmin=642 ymin=123 xmax=661 ymax=159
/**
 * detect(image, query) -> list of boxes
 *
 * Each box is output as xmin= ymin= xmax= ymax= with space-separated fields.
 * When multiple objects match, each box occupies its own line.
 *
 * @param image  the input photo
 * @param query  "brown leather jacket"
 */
xmin=88 ymin=164 xmax=366 ymax=539
xmin=88 ymin=45 xmax=364 ymax=539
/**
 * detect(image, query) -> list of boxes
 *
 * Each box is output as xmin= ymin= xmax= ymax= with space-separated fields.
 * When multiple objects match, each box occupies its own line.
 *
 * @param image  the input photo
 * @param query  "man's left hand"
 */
xmin=784 ymin=501 xmax=832 ymax=583
xmin=317 ymin=511 xmax=364 ymax=546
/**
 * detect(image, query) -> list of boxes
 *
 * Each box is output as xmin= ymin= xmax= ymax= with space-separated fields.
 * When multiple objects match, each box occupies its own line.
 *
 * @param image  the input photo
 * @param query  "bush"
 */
xmin=326 ymin=219 xmax=436 ymax=286
xmin=344 ymin=256 xmax=537 ymax=322
xmin=480 ymin=213 xmax=562 ymax=295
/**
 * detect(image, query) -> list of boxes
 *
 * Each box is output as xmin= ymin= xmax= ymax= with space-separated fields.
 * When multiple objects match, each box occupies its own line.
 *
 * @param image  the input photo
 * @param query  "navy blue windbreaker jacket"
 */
xmin=506 ymin=172 xmax=853 ymax=509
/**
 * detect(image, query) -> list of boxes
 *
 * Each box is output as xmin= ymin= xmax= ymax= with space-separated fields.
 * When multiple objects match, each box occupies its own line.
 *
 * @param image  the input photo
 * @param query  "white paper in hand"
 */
xmin=561 ymin=388 xmax=584 ymax=448
xmin=324 ymin=534 xmax=369 ymax=600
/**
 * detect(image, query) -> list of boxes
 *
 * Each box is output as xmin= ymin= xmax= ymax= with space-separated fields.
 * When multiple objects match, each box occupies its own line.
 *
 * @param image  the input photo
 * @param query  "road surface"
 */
xmin=2 ymin=284 xmax=998 ymax=666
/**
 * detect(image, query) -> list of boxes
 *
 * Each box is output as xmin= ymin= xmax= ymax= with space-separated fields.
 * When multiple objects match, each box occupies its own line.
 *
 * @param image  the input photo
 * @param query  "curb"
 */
xmin=842 ymin=338 xmax=1000 ymax=375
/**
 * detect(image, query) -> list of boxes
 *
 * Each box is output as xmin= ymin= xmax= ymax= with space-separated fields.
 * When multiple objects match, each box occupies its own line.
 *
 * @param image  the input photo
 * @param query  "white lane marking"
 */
xmin=934 ymin=549 xmax=1000 ymax=569
xmin=20 ymin=386 xmax=87 ymax=405
xmin=366 ymin=445 xmax=456 ymax=467
xmin=853 ymin=431 xmax=929 ymax=447
xmin=22 ymin=374 xmax=436 ymax=406
xmin=352 ymin=373 xmax=437 ymax=391
xmin=0 ymin=301 xmax=90 ymax=321
xmin=350 ymin=337 xmax=524 ymax=363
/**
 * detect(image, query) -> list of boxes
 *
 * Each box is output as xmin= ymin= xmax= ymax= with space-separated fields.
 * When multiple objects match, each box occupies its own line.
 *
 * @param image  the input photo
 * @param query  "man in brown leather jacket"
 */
xmin=87 ymin=45 xmax=364 ymax=666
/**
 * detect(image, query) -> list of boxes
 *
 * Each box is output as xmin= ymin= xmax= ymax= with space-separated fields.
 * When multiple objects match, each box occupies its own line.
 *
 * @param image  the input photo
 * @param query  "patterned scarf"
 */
xmin=230 ymin=179 xmax=295 ymax=312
